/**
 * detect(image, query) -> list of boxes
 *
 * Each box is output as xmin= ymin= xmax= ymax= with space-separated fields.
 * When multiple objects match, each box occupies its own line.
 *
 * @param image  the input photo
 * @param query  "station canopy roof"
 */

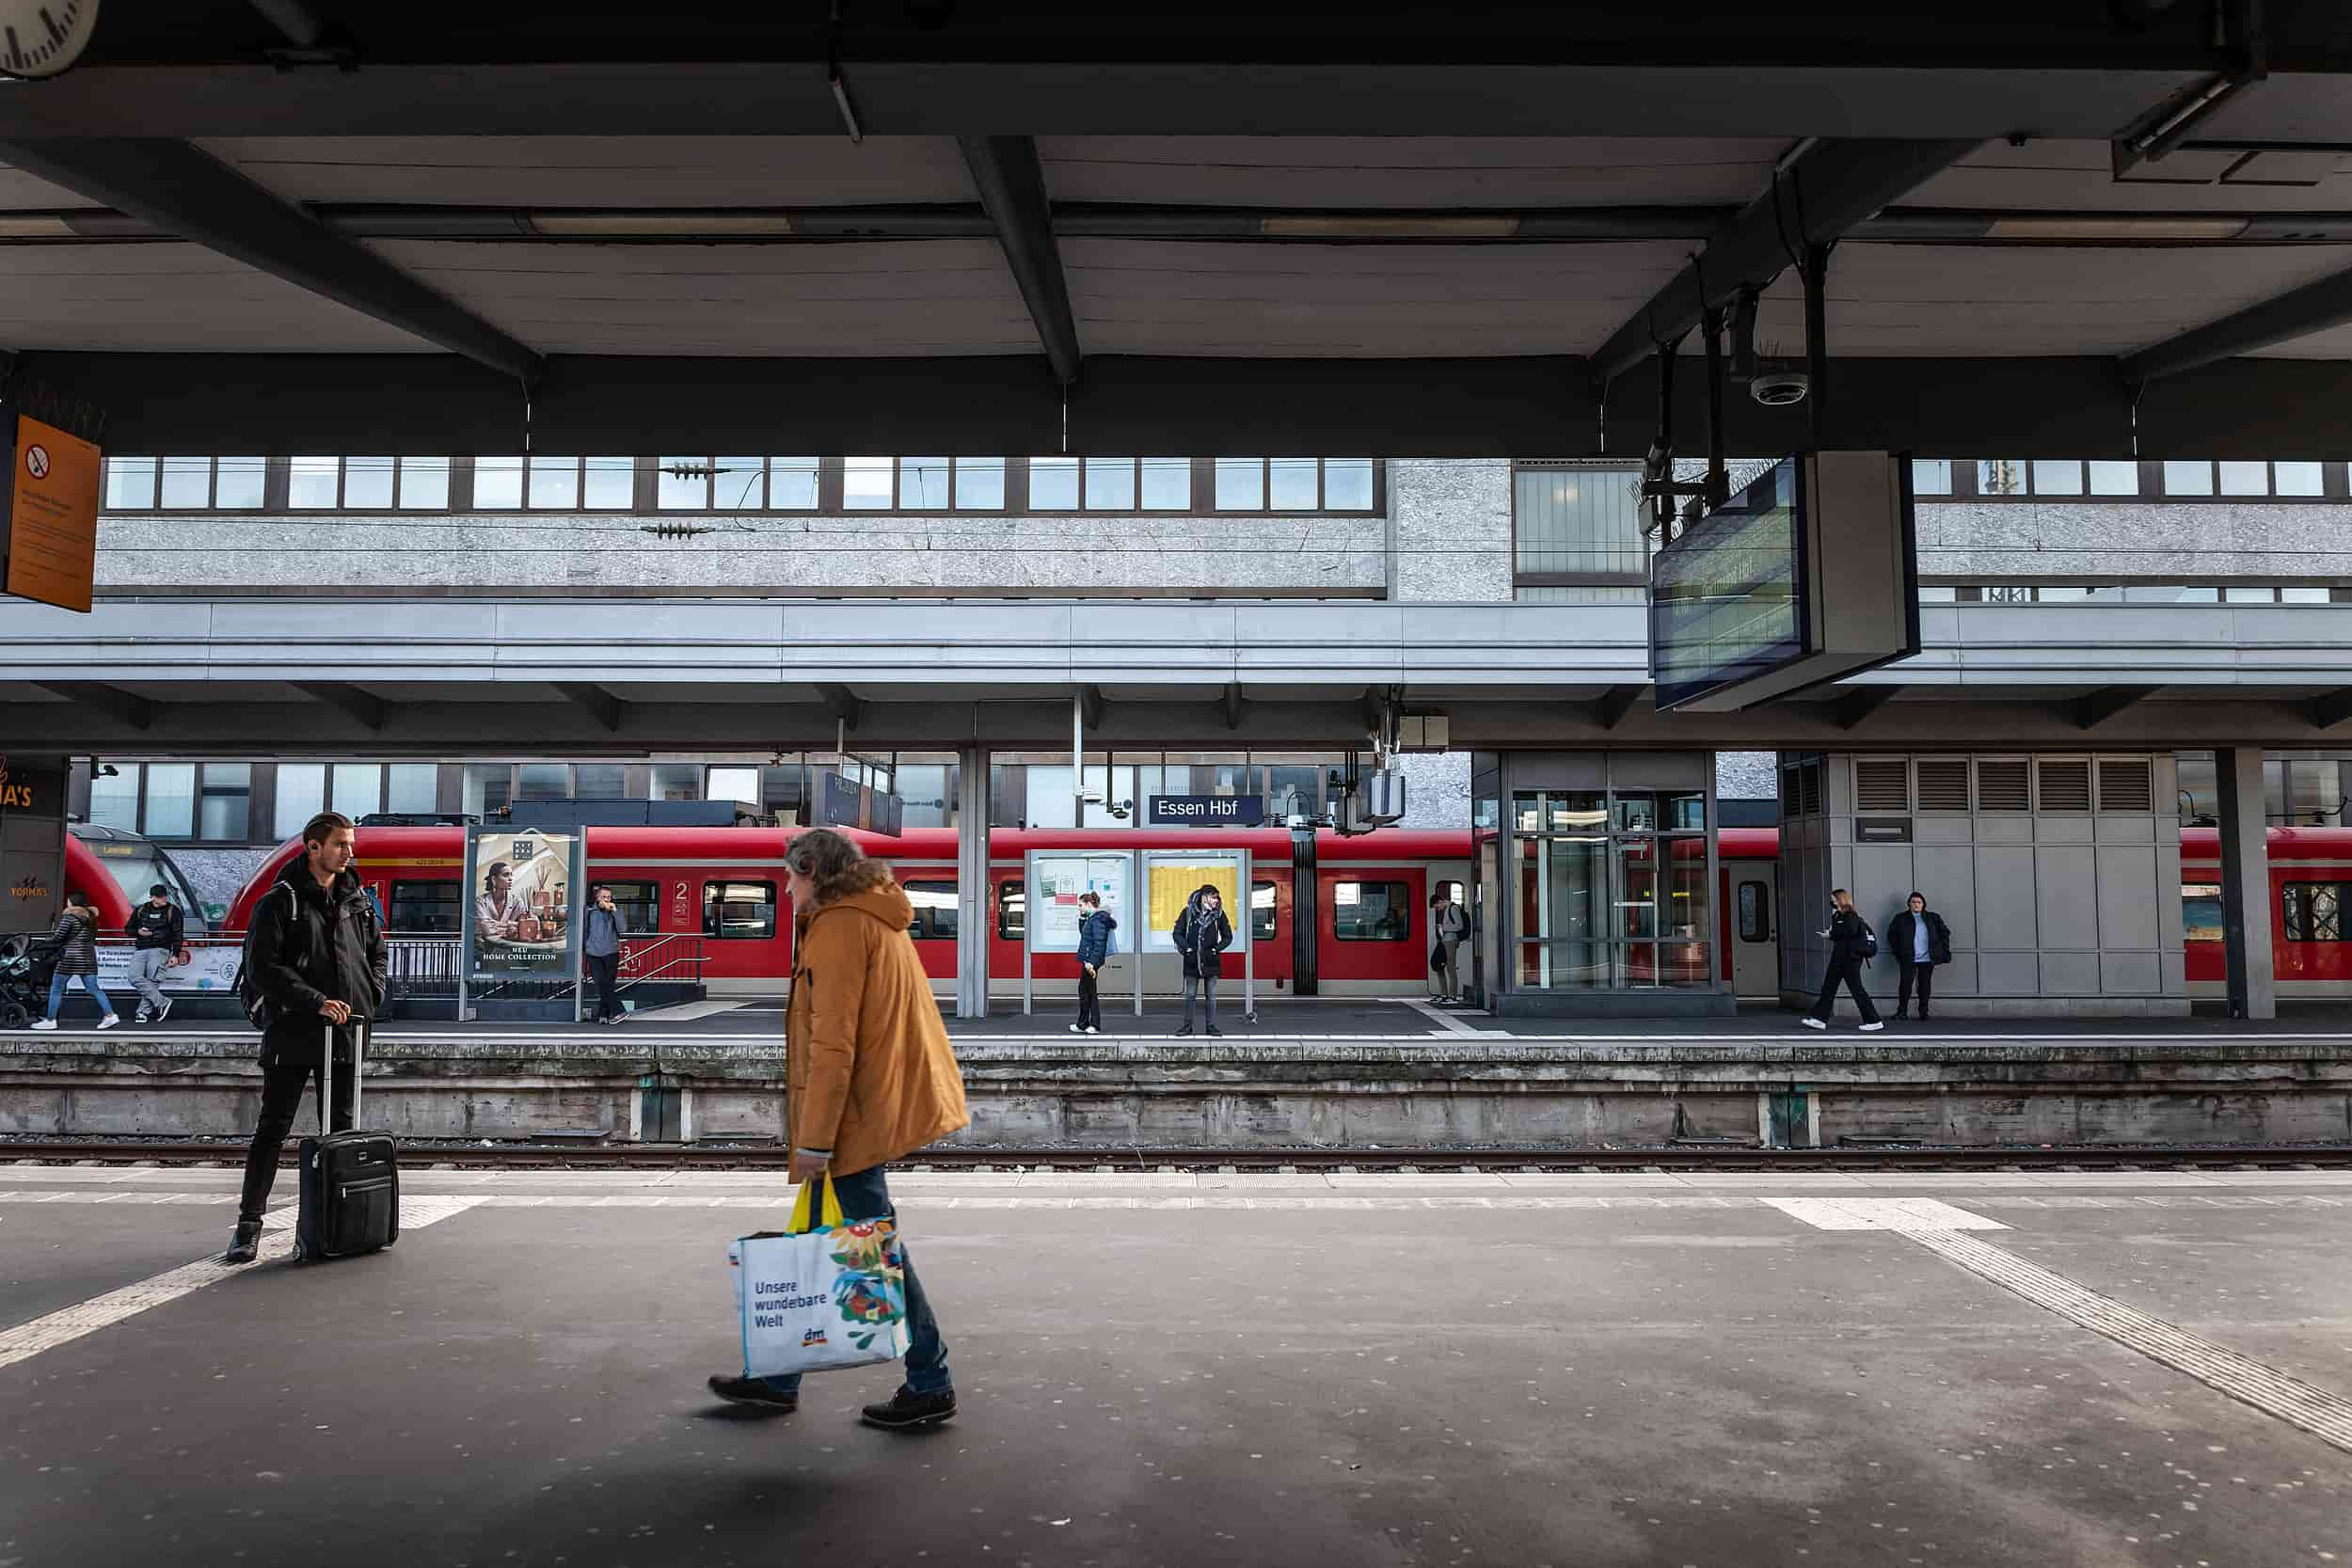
xmin=10 ymin=4 xmax=2352 ymax=454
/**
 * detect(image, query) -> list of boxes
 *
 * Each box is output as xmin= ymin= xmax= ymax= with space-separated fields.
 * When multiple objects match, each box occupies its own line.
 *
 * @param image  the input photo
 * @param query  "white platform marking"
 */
xmin=1761 ymin=1196 xmax=2010 ymax=1231
xmin=0 ymin=1195 xmax=485 ymax=1373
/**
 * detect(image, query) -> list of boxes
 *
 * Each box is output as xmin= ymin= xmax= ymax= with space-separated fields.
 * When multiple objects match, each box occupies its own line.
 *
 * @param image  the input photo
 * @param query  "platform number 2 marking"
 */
xmin=23 ymin=444 xmax=48 ymax=481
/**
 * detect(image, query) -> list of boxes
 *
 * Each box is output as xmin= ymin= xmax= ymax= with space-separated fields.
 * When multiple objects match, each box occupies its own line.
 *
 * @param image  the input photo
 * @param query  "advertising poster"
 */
xmin=462 ymin=827 xmax=584 ymax=982
xmin=1139 ymin=851 xmax=1248 ymax=955
xmin=1026 ymin=851 xmax=1131 ymax=956
xmin=97 ymin=943 xmax=241 ymax=995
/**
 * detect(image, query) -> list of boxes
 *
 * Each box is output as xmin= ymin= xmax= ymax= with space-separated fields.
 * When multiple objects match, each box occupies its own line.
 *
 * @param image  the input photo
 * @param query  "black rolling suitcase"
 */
xmin=294 ymin=1021 xmax=399 ymax=1262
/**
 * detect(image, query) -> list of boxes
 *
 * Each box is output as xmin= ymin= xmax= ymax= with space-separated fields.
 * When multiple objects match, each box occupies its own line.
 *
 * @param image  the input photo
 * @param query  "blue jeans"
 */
xmin=45 ymin=971 xmax=118 ymax=1022
xmin=762 ymin=1164 xmax=951 ymax=1397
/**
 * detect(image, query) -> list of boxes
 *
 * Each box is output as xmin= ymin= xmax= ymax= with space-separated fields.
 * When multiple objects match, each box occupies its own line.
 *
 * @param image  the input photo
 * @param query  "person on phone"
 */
xmin=1429 ymin=887 xmax=1469 ymax=1005
xmin=1071 ymin=891 xmax=1116 ymax=1036
xmin=124 ymin=882 xmax=186 ymax=1024
xmin=1800 ymin=886 xmax=1883 ymax=1032
xmin=224 ymin=811 xmax=388 ymax=1264
xmin=583 ymin=884 xmax=630 ymax=1024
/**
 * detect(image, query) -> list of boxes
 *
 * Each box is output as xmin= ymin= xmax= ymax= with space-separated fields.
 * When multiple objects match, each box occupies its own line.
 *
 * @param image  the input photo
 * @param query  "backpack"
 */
xmin=237 ymin=884 xmax=295 ymax=1031
xmin=1854 ymin=920 xmax=1879 ymax=960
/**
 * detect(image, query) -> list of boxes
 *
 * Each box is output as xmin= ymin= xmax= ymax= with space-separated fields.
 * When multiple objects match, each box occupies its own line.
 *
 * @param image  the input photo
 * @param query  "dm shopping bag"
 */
xmin=729 ymin=1175 xmax=911 ymax=1379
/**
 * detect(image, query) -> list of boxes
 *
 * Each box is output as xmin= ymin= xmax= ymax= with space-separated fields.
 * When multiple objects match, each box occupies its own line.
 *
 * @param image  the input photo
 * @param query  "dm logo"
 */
xmin=801 ymin=1327 xmax=829 ymax=1349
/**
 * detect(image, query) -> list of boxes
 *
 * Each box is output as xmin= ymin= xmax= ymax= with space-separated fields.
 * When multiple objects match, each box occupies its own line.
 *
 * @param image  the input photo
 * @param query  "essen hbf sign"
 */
xmin=1147 ymin=794 xmax=1265 ymax=828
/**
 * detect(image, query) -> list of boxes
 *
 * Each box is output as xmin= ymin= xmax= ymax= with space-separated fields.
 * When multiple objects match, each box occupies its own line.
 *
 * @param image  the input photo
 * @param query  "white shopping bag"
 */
xmin=730 ymin=1175 xmax=911 ymax=1378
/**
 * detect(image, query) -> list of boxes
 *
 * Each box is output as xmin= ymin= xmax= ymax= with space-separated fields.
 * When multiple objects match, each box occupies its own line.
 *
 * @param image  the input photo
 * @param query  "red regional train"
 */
xmin=215 ymin=821 xmax=2352 ymax=1001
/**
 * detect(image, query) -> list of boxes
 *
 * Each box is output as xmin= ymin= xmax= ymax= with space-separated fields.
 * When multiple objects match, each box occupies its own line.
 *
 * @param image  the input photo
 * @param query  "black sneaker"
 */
xmin=860 ymin=1386 xmax=956 ymax=1431
xmin=707 ymin=1374 xmax=798 ymax=1413
xmin=1205 ymin=1024 xmax=1223 ymax=1037
xmin=223 ymin=1220 xmax=262 ymax=1264
xmin=1173 ymin=1024 xmax=1193 ymax=1037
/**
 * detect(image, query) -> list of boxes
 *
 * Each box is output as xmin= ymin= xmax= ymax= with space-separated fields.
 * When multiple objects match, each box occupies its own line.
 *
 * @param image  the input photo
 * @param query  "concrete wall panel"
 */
xmin=2103 ymin=951 xmax=2162 ymax=994
xmin=2097 ymin=846 xmax=2162 ymax=952
xmin=2040 ymin=950 xmax=2102 ymax=994
xmin=2034 ymin=845 xmax=2099 ymax=949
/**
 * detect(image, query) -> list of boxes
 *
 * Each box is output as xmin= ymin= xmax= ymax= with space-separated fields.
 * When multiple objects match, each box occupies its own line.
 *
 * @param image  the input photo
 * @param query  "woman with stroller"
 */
xmin=31 ymin=890 xmax=121 ymax=1031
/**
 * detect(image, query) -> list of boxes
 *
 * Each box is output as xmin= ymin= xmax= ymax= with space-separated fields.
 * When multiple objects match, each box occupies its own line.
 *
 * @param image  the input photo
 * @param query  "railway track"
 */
xmin=5 ymin=1139 xmax=2351 ymax=1173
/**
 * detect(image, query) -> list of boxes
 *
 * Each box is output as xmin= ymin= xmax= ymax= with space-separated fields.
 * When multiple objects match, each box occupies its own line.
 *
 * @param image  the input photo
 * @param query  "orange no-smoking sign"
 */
xmin=3 ymin=416 xmax=102 ymax=613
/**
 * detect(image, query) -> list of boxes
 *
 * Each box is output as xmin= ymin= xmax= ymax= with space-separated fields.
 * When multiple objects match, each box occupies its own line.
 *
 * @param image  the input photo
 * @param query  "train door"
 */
xmin=1727 ymin=870 xmax=1777 ymax=1000
xmin=1316 ymin=866 xmax=1427 ymax=991
xmin=698 ymin=875 xmax=789 ymax=992
xmin=1473 ymin=838 xmax=1500 ymax=1009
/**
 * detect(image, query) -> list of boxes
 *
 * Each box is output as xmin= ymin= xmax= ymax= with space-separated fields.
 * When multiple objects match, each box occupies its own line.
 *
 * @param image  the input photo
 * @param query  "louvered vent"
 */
xmin=1915 ymin=759 xmax=1971 ymax=813
xmin=2098 ymin=758 xmax=2154 ymax=813
xmin=1799 ymin=763 xmax=1824 ymax=817
xmin=1854 ymin=759 xmax=1910 ymax=813
xmin=1978 ymin=759 xmax=2030 ymax=812
xmin=2037 ymin=759 xmax=2093 ymax=813
xmin=1781 ymin=767 xmax=1804 ymax=821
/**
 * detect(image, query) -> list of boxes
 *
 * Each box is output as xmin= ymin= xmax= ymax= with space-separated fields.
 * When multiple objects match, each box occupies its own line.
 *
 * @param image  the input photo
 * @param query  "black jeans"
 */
xmin=587 ymin=951 xmax=622 ymax=1020
xmin=1897 ymin=960 xmax=1934 ymax=1016
xmin=1809 ymin=958 xmax=1882 ymax=1025
xmin=237 ymin=1037 xmax=357 ymax=1223
xmin=1076 ymin=967 xmax=1101 ymax=1030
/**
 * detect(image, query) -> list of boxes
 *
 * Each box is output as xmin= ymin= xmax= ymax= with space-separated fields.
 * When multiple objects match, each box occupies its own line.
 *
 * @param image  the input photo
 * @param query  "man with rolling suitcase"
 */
xmin=224 ymin=811 xmax=389 ymax=1264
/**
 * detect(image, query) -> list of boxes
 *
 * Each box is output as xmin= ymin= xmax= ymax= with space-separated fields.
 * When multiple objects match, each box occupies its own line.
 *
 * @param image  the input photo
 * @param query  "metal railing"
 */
xmin=97 ymin=932 xmax=707 ymax=1004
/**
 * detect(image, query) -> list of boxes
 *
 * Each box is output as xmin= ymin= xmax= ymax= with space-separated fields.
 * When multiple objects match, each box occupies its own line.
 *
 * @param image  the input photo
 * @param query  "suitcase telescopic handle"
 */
xmin=320 ymin=1017 xmax=365 ymax=1134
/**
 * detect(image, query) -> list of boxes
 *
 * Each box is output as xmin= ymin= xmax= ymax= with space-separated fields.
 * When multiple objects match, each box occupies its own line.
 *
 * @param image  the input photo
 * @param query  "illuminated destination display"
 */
xmin=1649 ymin=457 xmax=1810 ymax=711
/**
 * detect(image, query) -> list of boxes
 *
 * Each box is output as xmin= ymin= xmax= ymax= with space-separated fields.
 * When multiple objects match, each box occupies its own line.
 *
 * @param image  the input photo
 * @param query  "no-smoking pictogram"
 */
xmin=23 ymin=444 xmax=49 ymax=480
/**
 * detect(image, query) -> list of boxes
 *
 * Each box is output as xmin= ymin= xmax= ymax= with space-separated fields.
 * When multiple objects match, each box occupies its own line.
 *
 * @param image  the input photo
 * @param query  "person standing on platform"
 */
xmin=30 ymin=890 xmax=119 ymax=1031
xmin=1429 ymin=887 xmax=1469 ymax=1005
xmin=1886 ymin=891 xmax=1952 ymax=1022
xmin=1071 ymin=891 xmax=1116 ymax=1036
xmin=124 ymin=882 xmax=186 ymax=1024
xmin=707 ymin=827 xmax=968 ymax=1430
xmin=223 ymin=812 xmax=387 ymax=1264
xmin=1800 ymin=887 xmax=1883 ymax=1032
xmin=1172 ymin=884 xmax=1233 ymax=1037
xmin=583 ymin=884 xmax=629 ymax=1025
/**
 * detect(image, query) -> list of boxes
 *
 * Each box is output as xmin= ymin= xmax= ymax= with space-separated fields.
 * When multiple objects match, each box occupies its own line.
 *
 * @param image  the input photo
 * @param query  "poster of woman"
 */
xmin=462 ymin=827 xmax=583 ymax=981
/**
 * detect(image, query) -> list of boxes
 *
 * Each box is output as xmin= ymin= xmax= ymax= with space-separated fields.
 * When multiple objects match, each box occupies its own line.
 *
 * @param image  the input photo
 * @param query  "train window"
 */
xmin=2182 ymin=883 xmax=2223 ymax=944
xmin=1737 ymin=881 xmax=1771 ymax=943
xmin=905 ymin=880 xmax=960 ymax=942
xmin=389 ymin=879 xmax=461 ymax=935
xmin=1251 ymin=879 xmax=1279 ymax=942
xmin=2281 ymin=881 xmax=2345 ymax=942
xmin=997 ymin=879 xmax=1025 ymax=942
xmin=702 ymin=880 xmax=778 ymax=941
xmin=591 ymin=879 xmax=660 ymax=934
xmin=1332 ymin=879 xmax=1410 ymax=942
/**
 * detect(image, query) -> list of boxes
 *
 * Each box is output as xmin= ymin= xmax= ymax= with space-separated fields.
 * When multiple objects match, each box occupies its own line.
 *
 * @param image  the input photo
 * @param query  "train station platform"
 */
xmin=3 ymin=1164 xmax=2347 ymax=1567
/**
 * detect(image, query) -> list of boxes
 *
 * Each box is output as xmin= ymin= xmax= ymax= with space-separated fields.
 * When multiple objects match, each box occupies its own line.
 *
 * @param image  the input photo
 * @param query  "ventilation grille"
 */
xmin=2098 ymin=758 xmax=2154 ymax=813
xmin=1915 ymin=759 xmax=1971 ymax=813
xmin=1799 ymin=763 xmax=1824 ymax=817
xmin=2037 ymin=759 xmax=2093 ymax=813
xmin=1853 ymin=759 xmax=1910 ymax=813
xmin=1978 ymin=759 xmax=2031 ymax=812
xmin=1781 ymin=767 xmax=1804 ymax=821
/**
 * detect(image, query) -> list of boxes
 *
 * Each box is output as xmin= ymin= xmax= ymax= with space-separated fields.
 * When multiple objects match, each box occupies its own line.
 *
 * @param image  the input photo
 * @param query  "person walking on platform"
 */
xmin=223 ymin=812 xmax=387 ymax=1264
xmin=1887 ymin=891 xmax=1952 ymax=1022
xmin=708 ymin=828 xmax=968 ymax=1430
xmin=1172 ymin=884 xmax=1233 ymax=1037
xmin=1429 ymin=887 xmax=1469 ymax=1005
xmin=124 ymin=882 xmax=186 ymax=1024
xmin=30 ymin=890 xmax=119 ymax=1031
xmin=1801 ymin=887 xmax=1883 ymax=1032
xmin=583 ymin=884 xmax=629 ymax=1024
xmin=1071 ymin=891 xmax=1116 ymax=1036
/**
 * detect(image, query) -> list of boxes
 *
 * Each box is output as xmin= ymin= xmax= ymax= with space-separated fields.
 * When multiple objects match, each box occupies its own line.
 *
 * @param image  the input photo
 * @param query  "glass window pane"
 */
xmin=141 ymin=763 xmax=196 ymax=839
xmin=1215 ymin=458 xmax=1264 ymax=511
xmin=515 ymin=763 xmax=569 ymax=800
xmin=1084 ymin=458 xmax=1135 ymax=511
xmin=88 ymin=764 xmax=140 ymax=831
xmin=471 ymin=456 xmax=523 ymax=508
xmin=712 ymin=457 xmax=766 ymax=511
xmin=650 ymin=764 xmax=700 ymax=800
xmin=1513 ymin=464 xmax=1645 ymax=576
xmin=2087 ymin=460 xmax=2139 ymax=496
xmin=951 ymin=457 xmax=1006 ymax=510
xmin=573 ymin=763 xmax=627 ymax=797
xmin=707 ymin=766 xmax=759 ymax=802
xmin=1976 ymin=460 xmax=2026 ymax=497
xmin=460 ymin=763 xmax=510 ymax=816
xmin=1331 ymin=879 xmax=1410 ymax=942
xmin=702 ymin=879 xmax=777 ymax=941
xmin=208 ymin=455 xmax=265 ymax=510
xmin=275 ymin=763 xmax=326 ymax=839
xmin=331 ymin=762 xmax=382 ymax=818
xmin=397 ymin=456 xmax=450 ymax=510
xmin=199 ymin=790 xmax=248 ymax=842
xmin=1139 ymin=457 xmax=1190 ymax=511
xmin=582 ymin=455 xmax=635 ymax=510
xmin=159 ymin=456 xmax=212 ymax=508
xmin=528 ymin=455 xmax=580 ymax=510
xmin=2030 ymin=460 xmax=2083 ymax=497
xmin=289 ymin=456 xmax=341 ymax=509
xmin=1027 ymin=456 xmax=1079 ymax=510
xmin=1911 ymin=458 xmax=1952 ymax=496
xmin=1324 ymin=458 xmax=1375 ymax=511
xmin=901 ymin=456 xmax=952 ymax=509
xmin=2217 ymin=460 xmax=2269 ymax=497
xmin=658 ymin=455 xmax=710 ymax=511
xmin=2162 ymin=460 xmax=2214 ymax=497
xmin=2281 ymin=586 xmax=2330 ymax=604
xmin=389 ymin=880 xmax=463 ymax=935
xmin=386 ymin=762 xmax=437 ymax=814
xmin=342 ymin=456 xmax=394 ymax=509
xmin=1268 ymin=457 xmax=1319 ymax=510
xmin=2224 ymin=587 xmax=2276 ymax=602
xmin=103 ymin=456 xmax=157 ymax=510
xmin=1916 ymin=585 xmax=1959 ymax=603
xmin=2274 ymin=461 xmax=2325 ymax=497
xmin=769 ymin=457 xmax=819 ymax=509
xmin=843 ymin=456 xmax=894 ymax=509
xmin=996 ymin=879 xmax=1025 ymax=941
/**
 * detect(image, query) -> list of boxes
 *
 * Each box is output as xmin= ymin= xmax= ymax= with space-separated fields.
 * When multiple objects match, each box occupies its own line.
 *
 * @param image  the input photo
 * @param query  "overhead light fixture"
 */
xmin=0 ymin=214 xmax=78 ymax=238
xmin=526 ymin=212 xmax=798 ymax=238
xmin=1258 ymin=214 xmax=1520 ymax=238
xmin=1983 ymin=215 xmax=2251 ymax=241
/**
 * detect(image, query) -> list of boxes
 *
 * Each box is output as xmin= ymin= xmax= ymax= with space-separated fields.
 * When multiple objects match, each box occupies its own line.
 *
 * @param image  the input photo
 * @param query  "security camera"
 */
xmin=1751 ymin=371 xmax=1810 ymax=407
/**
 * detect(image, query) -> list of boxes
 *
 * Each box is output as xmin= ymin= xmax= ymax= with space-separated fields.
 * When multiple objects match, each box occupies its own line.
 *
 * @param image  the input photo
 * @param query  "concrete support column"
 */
xmin=2214 ymin=746 xmax=2276 ymax=1021
xmin=955 ymin=748 xmax=991 ymax=1020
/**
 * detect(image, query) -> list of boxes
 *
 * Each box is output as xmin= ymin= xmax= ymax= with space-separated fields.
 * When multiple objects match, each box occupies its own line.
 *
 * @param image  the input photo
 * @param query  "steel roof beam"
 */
xmin=1591 ymin=138 xmax=1979 ymax=389
xmin=2123 ymin=259 xmax=2352 ymax=383
xmin=33 ymin=681 xmax=151 ymax=731
xmin=960 ymin=135 xmax=1082 ymax=387
xmin=0 ymin=138 xmax=545 ymax=387
xmin=2306 ymin=689 xmax=2352 ymax=730
xmin=291 ymin=681 xmax=388 ymax=731
xmin=2073 ymin=685 xmax=2159 ymax=730
xmin=1832 ymin=685 xmax=1903 ymax=729
xmin=554 ymin=682 xmax=624 ymax=734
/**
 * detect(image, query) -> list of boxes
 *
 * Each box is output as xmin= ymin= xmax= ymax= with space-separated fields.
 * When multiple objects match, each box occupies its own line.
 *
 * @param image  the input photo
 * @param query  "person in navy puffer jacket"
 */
xmin=1071 ymin=892 xmax=1117 ymax=1035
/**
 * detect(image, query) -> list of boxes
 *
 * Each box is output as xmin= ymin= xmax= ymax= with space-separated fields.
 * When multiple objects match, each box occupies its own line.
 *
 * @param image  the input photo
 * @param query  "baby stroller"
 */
xmin=0 ymin=932 xmax=55 ymax=1029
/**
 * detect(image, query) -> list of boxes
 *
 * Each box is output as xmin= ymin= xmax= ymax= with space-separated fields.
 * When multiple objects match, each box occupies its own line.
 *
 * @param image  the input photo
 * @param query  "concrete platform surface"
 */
xmin=3 ymin=1169 xmax=2348 ymax=1567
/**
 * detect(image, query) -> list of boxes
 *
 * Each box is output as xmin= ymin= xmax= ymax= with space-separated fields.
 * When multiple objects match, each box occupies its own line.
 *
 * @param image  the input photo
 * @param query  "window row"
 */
xmin=84 ymin=760 xmax=438 ymax=844
xmin=100 ymin=455 xmax=1383 ymax=516
xmin=1916 ymin=458 xmax=2342 ymax=501
xmin=1928 ymin=585 xmax=2352 ymax=605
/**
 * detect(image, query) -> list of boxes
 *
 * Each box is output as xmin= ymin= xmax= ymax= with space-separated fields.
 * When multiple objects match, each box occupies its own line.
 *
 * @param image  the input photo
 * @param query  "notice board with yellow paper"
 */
xmin=1139 ymin=850 xmax=1249 ymax=956
xmin=3 ymin=416 xmax=103 ymax=613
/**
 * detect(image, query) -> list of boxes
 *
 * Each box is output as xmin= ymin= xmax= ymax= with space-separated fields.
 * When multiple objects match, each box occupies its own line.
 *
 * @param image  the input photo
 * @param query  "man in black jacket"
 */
xmin=224 ymin=811 xmax=388 ymax=1263
xmin=1801 ymin=887 xmax=1884 ymax=1032
xmin=1886 ymin=891 xmax=1954 ymax=1021
xmin=123 ymin=883 xmax=185 ymax=1024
